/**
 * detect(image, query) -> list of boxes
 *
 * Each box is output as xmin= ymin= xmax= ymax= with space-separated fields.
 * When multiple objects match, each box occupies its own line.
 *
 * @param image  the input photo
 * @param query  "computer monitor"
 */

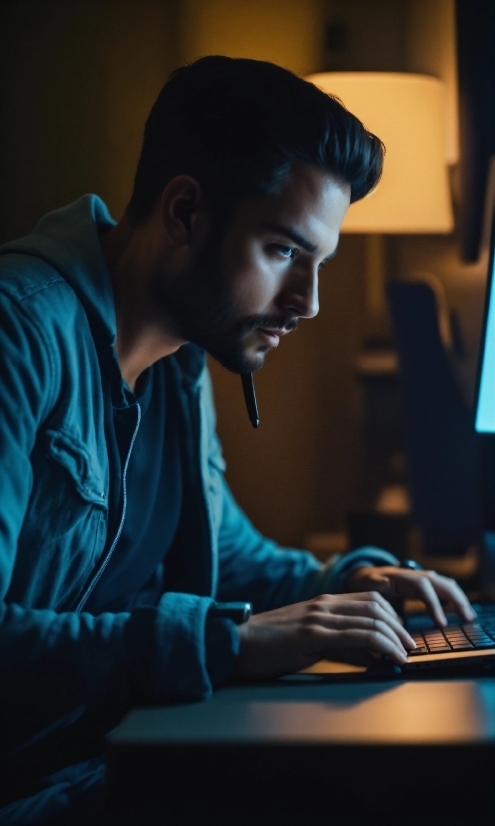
xmin=475 ymin=210 xmax=495 ymax=432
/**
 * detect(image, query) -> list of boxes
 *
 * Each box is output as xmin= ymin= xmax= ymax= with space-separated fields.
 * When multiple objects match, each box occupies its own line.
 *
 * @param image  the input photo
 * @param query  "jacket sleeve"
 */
xmin=216 ymin=477 xmax=398 ymax=611
xmin=202 ymin=373 xmax=399 ymax=611
xmin=0 ymin=291 xmax=229 ymax=761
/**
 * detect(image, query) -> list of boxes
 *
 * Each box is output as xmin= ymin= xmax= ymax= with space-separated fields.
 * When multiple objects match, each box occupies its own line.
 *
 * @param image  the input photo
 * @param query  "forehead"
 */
xmin=233 ymin=164 xmax=351 ymax=251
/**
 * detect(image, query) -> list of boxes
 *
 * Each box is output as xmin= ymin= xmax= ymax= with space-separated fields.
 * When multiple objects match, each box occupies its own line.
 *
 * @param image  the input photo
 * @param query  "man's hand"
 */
xmin=235 ymin=592 xmax=416 ymax=679
xmin=347 ymin=566 xmax=476 ymax=627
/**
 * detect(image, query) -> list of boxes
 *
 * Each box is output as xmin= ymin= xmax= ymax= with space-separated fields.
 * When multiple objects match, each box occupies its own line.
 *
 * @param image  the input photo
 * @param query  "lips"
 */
xmin=257 ymin=328 xmax=288 ymax=347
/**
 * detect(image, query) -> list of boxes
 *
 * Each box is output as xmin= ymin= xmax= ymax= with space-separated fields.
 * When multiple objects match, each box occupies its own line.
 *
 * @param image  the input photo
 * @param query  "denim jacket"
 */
xmin=0 ymin=196 xmax=397 ymax=798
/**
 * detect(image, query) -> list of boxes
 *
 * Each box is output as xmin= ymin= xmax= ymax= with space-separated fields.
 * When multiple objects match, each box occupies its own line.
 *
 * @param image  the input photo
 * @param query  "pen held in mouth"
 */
xmin=241 ymin=372 xmax=259 ymax=428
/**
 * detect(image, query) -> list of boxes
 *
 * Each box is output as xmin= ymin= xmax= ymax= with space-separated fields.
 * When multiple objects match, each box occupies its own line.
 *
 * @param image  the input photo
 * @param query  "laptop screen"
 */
xmin=475 ymin=212 xmax=495 ymax=432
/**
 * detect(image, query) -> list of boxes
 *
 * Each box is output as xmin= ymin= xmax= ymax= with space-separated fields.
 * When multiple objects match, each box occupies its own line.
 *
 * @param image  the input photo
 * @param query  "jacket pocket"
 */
xmin=44 ymin=429 xmax=108 ymax=508
xmin=9 ymin=429 xmax=109 ymax=609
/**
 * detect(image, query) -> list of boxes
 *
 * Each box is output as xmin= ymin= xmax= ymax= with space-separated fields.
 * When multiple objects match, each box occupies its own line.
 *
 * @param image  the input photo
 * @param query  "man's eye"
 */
xmin=274 ymin=245 xmax=298 ymax=259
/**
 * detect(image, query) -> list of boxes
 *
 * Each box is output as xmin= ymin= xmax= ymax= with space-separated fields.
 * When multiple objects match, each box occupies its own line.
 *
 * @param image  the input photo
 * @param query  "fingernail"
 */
xmin=467 ymin=609 xmax=477 ymax=620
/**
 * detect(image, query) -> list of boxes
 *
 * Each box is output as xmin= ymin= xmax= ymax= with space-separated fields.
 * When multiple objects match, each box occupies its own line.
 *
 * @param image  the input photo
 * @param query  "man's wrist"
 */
xmin=346 ymin=564 xmax=375 ymax=591
xmin=323 ymin=547 xmax=400 ymax=594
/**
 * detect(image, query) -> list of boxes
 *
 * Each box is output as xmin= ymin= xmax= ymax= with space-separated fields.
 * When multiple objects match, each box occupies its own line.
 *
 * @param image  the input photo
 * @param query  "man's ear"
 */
xmin=160 ymin=175 xmax=204 ymax=247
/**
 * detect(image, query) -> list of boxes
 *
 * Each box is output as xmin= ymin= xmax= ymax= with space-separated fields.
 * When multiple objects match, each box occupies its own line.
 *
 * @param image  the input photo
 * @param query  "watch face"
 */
xmin=209 ymin=602 xmax=253 ymax=624
xmin=402 ymin=560 xmax=421 ymax=570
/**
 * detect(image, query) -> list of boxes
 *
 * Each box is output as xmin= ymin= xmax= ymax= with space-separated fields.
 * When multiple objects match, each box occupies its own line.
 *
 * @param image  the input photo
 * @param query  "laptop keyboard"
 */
xmin=408 ymin=605 xmax=495 ymax=656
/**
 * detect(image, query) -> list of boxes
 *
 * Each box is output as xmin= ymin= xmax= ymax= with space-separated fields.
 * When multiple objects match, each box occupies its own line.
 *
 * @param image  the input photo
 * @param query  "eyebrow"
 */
xmin=262 ymin=222 xmax=338 ymax=261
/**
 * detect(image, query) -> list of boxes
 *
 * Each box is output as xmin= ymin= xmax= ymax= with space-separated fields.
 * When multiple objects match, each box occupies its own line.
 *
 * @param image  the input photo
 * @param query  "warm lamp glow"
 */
xmin=305 ymin=72 xmax=454 ymax=234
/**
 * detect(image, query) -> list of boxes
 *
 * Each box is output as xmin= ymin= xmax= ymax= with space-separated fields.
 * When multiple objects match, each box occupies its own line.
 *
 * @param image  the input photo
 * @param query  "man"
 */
xmin=0 ymin=56 xmax=474 ymax=823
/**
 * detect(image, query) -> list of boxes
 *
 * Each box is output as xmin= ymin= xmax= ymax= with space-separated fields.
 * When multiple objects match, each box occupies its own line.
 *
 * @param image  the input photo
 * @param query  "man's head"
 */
xmin=126 ymin=56 xmax=384 ymax=373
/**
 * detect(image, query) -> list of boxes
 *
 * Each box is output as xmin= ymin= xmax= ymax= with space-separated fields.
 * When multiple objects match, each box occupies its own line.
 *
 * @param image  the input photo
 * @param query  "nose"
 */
xmin=279 ymin=264 xmax=319 ymax=319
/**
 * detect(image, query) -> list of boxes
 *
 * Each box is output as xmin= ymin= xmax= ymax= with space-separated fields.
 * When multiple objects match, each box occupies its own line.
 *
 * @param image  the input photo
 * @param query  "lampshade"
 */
xmin=305 ymin=72 xmax=454 ymax=234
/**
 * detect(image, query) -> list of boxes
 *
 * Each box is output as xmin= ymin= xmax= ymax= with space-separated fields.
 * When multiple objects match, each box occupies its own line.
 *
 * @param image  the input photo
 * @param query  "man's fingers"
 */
xmin=413 ymin=576 xmax=448 ymax=626
xmin=341 ymin=590 xmax=400 ymax=621
xmin=387 ymin=569 xmax=476 ymax=625
xmin=318 ymin=627 xmax=408 ymax=665
xmin=309 ymin=613 xmax=410 ymax=657
xmin=423 ymin=572 xmax=476 ymax=622
xmin=321 ymin=600 xmax=415 ymax=649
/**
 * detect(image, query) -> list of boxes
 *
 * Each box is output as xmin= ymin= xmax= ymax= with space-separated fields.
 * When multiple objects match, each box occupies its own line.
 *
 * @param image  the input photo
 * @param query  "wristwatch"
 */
xmin=400 ymin=559 xmax=423 ymax=571
xmin=208 ymin=602 xmax=253 ymax=624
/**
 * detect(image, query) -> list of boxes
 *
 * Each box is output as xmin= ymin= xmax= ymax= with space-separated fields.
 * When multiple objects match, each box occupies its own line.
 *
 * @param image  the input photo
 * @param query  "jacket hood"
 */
xmin=0 ymin=195 xmax=117 ymax=346
xmin=0 ymin=195 xmax=206 ymax=383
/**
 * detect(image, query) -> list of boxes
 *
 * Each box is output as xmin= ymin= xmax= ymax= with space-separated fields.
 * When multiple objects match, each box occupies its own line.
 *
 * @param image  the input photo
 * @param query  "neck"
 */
xmin=99 ymin=212 xmax=185 ymax=392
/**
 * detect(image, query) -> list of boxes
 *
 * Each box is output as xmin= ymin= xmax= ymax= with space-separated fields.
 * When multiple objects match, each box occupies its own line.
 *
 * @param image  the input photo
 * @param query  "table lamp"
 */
xmin=305 ymin=72 xmax=454 ymax=341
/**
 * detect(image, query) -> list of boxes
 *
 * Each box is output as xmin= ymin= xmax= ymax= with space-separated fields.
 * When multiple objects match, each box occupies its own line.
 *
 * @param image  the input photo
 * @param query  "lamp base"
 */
xmin=364 ymin=233 xmax=393 ymax=343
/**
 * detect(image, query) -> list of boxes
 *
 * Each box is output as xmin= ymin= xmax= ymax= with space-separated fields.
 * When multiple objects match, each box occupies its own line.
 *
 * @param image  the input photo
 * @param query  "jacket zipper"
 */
xmin=196 ymin=386 xmax=216 ymax=597
xmin=75 ymin=402 xmax=142 ymax=612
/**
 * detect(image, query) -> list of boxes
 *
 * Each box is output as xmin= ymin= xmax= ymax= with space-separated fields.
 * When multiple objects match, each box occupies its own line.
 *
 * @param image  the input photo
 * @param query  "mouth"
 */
xmin=257 ymin=328 xmax=289 ymax=348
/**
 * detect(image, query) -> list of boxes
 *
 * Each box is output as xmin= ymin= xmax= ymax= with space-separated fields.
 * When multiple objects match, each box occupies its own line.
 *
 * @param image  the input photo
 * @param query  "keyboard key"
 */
xmin=425 ymin=646 xmax=451 ymax=653
xmin=449 ymin=642 xmax=473 ymax=651
xmin=408 ymin=648 xmax=428 ymax=656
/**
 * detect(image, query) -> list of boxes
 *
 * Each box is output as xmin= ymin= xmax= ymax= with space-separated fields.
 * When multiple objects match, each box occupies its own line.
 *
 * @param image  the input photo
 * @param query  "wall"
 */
xmin=179 ymin=0 xmax=324 ymax=78
xmin=0 ymin=0 xmax=180 ymax=241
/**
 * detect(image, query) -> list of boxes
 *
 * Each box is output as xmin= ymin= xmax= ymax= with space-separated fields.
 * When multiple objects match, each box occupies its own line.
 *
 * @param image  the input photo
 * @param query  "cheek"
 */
xmin=228 ymin=247 xmax=280 ymax=312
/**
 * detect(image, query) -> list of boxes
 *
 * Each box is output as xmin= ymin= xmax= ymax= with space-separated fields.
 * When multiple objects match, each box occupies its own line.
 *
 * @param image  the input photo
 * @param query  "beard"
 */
xmin=151 ymin=232 xmax=298 ymax=374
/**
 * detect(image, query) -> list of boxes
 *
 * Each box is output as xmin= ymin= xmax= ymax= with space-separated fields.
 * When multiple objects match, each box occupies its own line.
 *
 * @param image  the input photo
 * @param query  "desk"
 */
xmin=107 ymin=677 xmax=495 ymax=825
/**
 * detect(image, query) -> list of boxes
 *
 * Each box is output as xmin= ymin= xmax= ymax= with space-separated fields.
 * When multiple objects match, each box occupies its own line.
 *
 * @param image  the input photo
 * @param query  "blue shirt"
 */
xmin=85 ymin=360 xmax=182 ymax=614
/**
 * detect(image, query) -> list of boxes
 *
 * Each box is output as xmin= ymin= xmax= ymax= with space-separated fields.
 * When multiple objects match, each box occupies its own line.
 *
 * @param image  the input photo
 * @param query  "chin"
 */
xmin=247 ymin=348 xmax=269 ymax=373
xmin=210 ymin=344 xmax=269 ymax=375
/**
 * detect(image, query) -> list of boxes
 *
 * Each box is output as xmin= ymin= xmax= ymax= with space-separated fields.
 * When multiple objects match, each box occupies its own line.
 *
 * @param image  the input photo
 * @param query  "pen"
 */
xmin=241 ymin=373 xmax=260 ymax=428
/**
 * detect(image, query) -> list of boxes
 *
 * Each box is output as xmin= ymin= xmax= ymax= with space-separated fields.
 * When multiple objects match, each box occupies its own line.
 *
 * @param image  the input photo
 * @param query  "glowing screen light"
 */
xmin=476 ymin=254 xmax=495 ymax=432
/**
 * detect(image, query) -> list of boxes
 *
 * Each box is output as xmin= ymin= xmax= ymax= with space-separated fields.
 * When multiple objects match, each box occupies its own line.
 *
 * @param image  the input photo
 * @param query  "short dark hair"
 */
xmin=127 ymin=56 xmax=384 ymax=224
